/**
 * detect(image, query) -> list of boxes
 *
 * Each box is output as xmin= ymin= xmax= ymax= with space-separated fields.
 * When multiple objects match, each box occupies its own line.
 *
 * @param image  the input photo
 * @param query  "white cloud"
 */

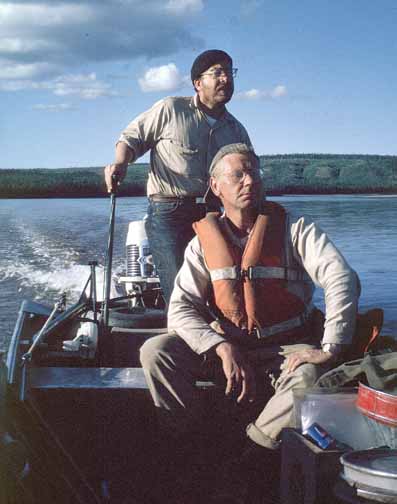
xmin=32 ymin=103 xmax=75 ymax=112
xmin=241 ymin=89 xmax=262 ymax=99
xmin=51 ymin=73 xmax=118 ymax=99
xmin=0 ymin=1 xmax=203 ymax=72
xmin=0 ymin=71 xmax=118 ymax=99
xmin=166 ymin=0 xmax=204 ymax=14
xmin=0 ymin=1 xmax=204 ymax=96
xmin=270 ymin=85 xmax=287 ymax=98
xmin=0 ymin=3 xmax=95 ymax=28
xmin=240 ymin=0 xmax=265 ymax=16
xmin=0 ymin=61 xmax=60 ymax=80
xmin=0 ymin=37 xmax=56 ymax=55
xmin=138 ymin=63 xmax=187 ymax=92
xmin=0 ymin=79 xmax=33 ymax=91
xmin=237 ymin=85 xmax=288 ymax=100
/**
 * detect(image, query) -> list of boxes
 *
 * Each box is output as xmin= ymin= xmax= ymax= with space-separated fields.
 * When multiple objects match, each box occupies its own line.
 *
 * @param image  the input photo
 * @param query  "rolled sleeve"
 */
xmin=291 ymin=216 xmax=360 ymax=345
xmin=118 ymin=98 xmax=171 ymax=159
xmin=167 ymin=237 xmax=226 ymax=354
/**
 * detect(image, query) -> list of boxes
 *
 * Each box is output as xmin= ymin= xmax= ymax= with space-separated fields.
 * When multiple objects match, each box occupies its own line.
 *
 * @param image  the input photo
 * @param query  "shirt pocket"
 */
xmin=167 ymin=139 xmax=202 ymax=176
xmin=169 ymin=139 xmax=199 ymax=155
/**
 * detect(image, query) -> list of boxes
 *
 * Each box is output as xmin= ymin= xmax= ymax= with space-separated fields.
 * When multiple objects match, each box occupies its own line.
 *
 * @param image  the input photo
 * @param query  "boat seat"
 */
xmin=28 ymin=367 xmax=214 ymax=391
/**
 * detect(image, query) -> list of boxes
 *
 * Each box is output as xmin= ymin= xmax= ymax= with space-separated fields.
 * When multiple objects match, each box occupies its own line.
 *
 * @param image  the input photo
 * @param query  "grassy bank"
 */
xmin=1 ymin=155 xmax=396 ymax=198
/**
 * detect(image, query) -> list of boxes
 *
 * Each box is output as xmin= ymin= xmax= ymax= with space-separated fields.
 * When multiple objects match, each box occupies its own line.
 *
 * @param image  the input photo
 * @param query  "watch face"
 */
xmin=323 ymin=344 xmax=340 ymax=355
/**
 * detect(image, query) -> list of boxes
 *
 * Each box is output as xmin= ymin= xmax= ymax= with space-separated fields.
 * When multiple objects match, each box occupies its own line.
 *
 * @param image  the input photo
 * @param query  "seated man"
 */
xmin=140 ymin=143 xmax=360 ymax=504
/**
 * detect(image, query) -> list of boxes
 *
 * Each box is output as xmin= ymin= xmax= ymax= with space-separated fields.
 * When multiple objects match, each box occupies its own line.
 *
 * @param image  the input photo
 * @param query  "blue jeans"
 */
xmin=145 ymin=200 xmax=206 ymax=305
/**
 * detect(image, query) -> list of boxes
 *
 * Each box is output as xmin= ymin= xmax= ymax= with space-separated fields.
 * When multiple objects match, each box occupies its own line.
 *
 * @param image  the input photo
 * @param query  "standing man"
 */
xmin=104 ymin=50 xmax=251 ymax=304
xmin=140 ymin=143 xmax=360 ymax=503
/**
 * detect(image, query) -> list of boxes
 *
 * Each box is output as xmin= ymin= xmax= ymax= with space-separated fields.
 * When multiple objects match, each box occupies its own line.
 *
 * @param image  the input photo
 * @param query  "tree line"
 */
xmin=0 ymin=155 xmax=396 ymax=198
xmin=259 ymin=154 xmax=397 ymax=194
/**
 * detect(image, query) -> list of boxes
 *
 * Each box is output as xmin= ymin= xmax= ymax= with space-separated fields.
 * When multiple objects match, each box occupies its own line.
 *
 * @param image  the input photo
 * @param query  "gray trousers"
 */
xmin=140 ymin=332 xmax=324 ymax=450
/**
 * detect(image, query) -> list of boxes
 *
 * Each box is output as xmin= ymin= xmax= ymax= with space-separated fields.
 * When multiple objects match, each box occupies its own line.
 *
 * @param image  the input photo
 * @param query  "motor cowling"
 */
xmin=115 ymin=219 xmax=164 ymax=311
xmin=126 ymin=220 xmax=155 ymax=280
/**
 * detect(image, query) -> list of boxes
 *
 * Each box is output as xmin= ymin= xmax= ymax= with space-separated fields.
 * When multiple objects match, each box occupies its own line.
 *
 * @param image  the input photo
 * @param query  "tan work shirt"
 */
xmin=168 ymin=212 xmax=361 ymax=355
xmin=118 ymin=95 xmax=251 ymax=197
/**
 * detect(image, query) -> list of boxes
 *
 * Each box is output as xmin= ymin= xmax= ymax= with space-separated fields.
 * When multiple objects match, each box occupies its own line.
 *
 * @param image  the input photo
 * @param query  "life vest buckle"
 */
xmin=249 ymin=327 xmax=261 ymax=339
xmin=240 ymin=266 xmax=254 ymax=280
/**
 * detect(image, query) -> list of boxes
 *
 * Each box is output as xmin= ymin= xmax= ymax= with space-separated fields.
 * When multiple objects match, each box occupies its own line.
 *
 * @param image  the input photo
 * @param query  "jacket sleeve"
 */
xmin=290 ymin=216 xmax=361 ymax=345
xmin=117 ymin=98 xmax=171 ymax=160
xmin=167 ymin=236 xmax=227 ymax=354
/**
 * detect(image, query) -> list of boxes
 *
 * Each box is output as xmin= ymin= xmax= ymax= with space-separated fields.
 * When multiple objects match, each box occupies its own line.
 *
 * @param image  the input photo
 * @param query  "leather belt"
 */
xmin=149 ymin=194 xmax=205 ymax=204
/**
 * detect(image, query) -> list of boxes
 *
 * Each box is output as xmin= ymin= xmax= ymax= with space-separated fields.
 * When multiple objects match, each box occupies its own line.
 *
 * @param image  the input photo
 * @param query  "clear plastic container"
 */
xmin=293 ymin=387 xmax=379 ymax=450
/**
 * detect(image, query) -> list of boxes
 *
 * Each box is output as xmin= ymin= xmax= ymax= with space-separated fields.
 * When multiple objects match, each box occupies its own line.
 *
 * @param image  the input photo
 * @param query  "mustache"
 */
xmin=217 ymin=84 xmax=232 ymax=91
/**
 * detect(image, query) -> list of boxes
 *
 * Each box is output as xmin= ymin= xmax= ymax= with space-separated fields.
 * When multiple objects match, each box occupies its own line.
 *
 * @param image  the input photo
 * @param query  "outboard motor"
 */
xmin=126 ymin=220 xmax=155 ymax=280
xmin=116 ymin=219 xmax=162 ymax=308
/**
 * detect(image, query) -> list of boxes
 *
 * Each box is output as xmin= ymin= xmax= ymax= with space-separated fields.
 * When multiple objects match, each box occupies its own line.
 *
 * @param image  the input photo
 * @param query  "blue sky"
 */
xmin=1 ymin=0 xmax=396 ymax=169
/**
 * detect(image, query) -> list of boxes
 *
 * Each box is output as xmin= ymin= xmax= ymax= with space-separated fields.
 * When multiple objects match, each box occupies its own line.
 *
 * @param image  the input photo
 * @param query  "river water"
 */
xmin=0 ymin=195 xmax=396 ymax=352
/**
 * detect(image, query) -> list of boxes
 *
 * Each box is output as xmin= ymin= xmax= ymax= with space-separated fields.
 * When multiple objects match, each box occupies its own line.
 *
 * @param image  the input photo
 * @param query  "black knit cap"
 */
xmin=191 ymin=49 xmax=232 ymax=83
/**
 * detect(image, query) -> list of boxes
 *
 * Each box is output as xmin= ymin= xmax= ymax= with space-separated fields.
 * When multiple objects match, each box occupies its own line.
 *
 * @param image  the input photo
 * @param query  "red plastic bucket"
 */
xmin=357 ymin=382 xmax=397 ymax=427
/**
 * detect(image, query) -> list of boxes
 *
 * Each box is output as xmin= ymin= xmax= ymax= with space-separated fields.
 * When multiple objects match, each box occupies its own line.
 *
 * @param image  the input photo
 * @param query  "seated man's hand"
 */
xmin=215 ymin=342 xmax=256 ymax=403
xmin=285 ymin=348 xmax=335 ymax=373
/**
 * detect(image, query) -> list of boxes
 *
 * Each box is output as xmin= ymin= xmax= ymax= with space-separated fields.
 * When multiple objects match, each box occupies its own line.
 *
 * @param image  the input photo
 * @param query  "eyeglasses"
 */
xmin=224 ymin=167 xmax=261 ymax=184
xmin=200 ymin=68 xmax=238 ymax=79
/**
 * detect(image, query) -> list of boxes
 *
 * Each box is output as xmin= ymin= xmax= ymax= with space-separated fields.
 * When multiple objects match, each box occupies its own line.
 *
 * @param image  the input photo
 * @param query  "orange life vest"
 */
xmin=193 ymin=201 xmax=311 ymax=339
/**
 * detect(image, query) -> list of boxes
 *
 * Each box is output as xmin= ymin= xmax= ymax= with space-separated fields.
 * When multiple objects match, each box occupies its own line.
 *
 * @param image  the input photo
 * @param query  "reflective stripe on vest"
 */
xmin=255 ymin=305 xmax=313 ymax=339
xmin=209 ymin=265 xmax=306 ymax=282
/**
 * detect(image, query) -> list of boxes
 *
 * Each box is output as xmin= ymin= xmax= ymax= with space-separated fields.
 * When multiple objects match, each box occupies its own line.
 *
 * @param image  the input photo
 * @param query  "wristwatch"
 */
xmin=322 ymin=343 xmax=342 ymax=355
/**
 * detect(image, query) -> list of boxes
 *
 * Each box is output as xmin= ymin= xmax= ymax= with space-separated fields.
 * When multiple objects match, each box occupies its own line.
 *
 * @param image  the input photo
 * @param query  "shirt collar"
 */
xmin=191 ymin=94 xmax=234 ymax=123
xmin=221 ymin=215 xmax=250 ymax=249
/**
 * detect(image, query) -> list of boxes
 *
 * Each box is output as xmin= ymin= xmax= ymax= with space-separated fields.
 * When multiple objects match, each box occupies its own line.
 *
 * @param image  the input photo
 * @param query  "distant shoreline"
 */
xmin=1 ymin=154 xmax=395 ymax=198
xmin=1 ymin=189 xmax=396 ymax=200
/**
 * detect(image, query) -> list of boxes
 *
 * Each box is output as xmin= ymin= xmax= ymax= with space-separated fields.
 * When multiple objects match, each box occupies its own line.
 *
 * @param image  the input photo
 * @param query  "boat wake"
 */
xmin=0 ymin=219 xmax=122 ymax=305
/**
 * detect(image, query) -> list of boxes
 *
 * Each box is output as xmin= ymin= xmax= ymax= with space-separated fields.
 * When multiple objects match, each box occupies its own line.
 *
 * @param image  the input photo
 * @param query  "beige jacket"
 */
xmin=119 ymin=95 xmax=251 ymax=197
xmin=168 ymin=212 xmax=361 ymax=355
